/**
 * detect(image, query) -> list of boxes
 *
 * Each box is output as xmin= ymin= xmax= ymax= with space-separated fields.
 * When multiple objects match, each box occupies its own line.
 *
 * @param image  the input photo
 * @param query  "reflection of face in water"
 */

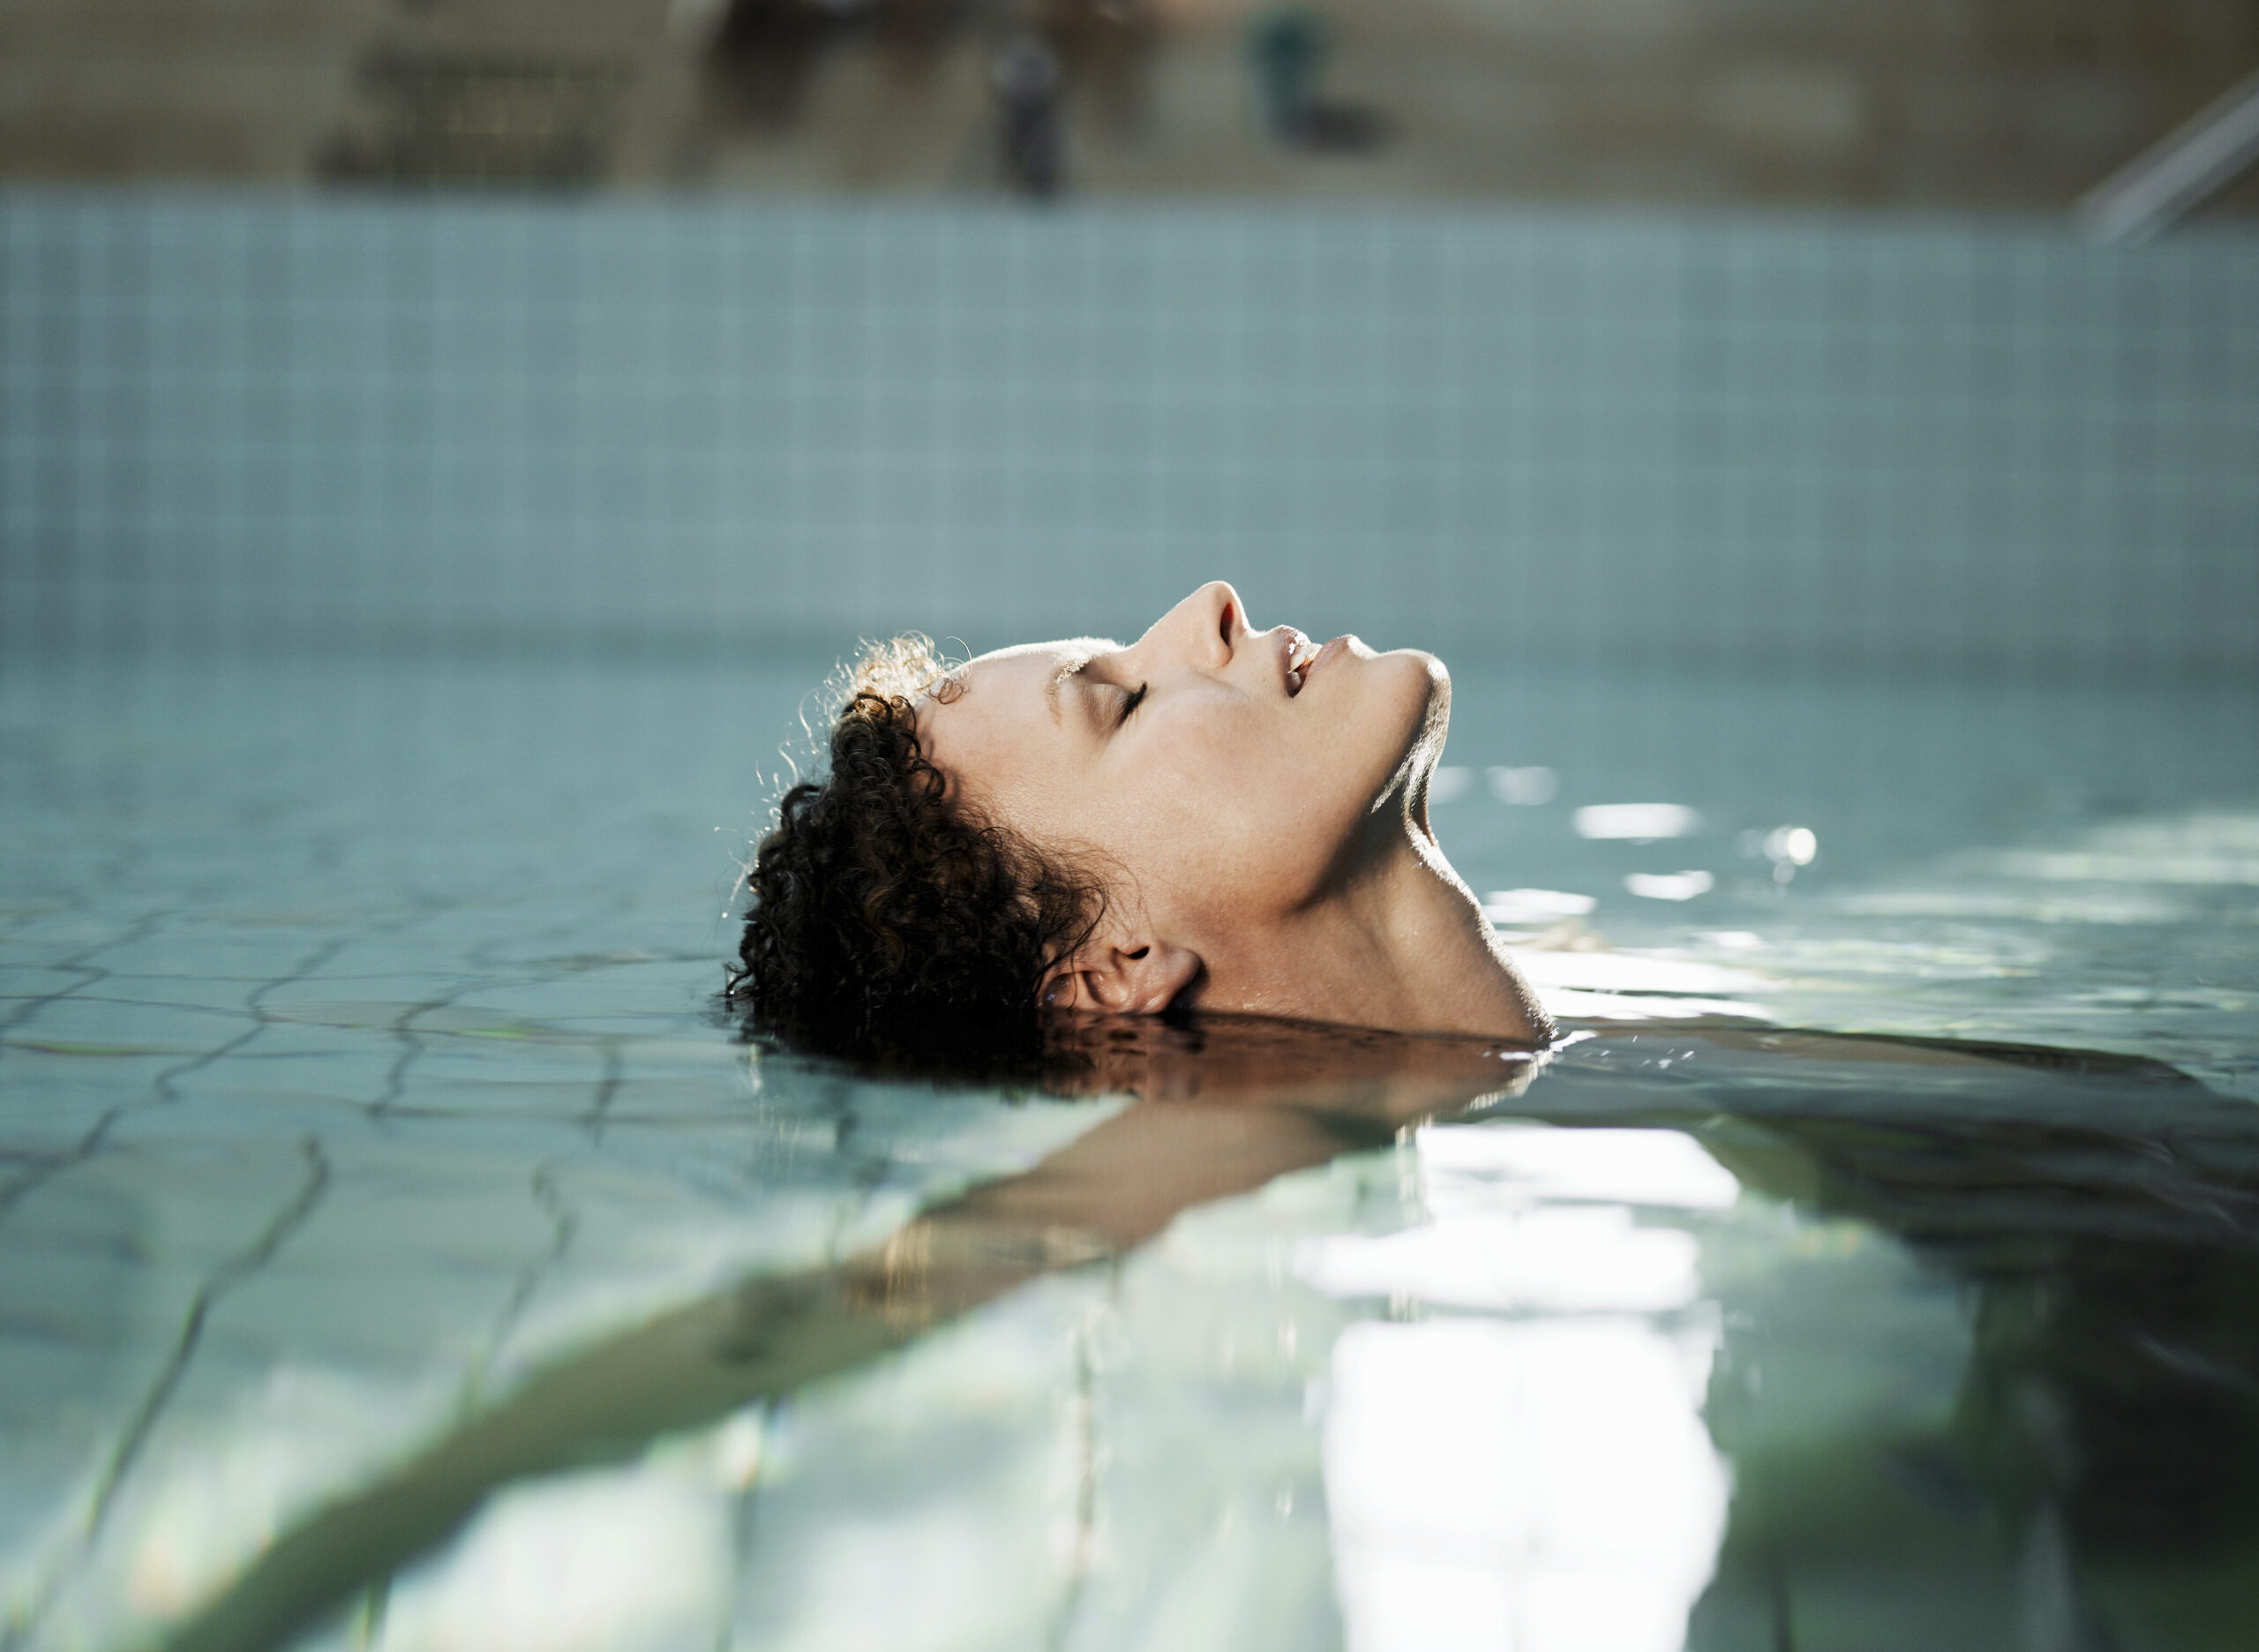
xmin=160 ymin=1017 xmax=2259 ymax=1652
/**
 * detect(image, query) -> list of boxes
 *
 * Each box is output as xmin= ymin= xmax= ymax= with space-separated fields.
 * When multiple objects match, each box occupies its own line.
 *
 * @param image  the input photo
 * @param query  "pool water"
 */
xmin=3 ymin=649 xmax=2255 ymax=1652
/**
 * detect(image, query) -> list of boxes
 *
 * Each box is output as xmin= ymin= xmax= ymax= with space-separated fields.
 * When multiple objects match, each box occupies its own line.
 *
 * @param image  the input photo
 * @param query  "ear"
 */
xmin=1040 ymin=935 xmax=1202 ymax=1016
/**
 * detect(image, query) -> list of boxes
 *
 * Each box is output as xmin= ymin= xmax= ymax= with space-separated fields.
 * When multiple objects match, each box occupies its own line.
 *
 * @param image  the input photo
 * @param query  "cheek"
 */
xmin=1331 ymin=656 xmax=1441 ymax=799
xmin=1116 ymin=720 xmax=1349 ymax=906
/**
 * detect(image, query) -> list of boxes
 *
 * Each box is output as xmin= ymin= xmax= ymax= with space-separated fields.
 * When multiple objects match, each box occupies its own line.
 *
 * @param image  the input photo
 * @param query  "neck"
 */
xmin=1195 ymin=825 xmax=1555 ymax=1045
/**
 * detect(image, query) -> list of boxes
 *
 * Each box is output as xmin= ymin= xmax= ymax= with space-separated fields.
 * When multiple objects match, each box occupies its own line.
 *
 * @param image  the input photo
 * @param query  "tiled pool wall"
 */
xmin=2 ymin=193 xmax=2256 ymax=678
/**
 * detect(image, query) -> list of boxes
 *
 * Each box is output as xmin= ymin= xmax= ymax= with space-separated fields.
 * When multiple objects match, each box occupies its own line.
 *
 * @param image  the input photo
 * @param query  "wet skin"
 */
xmin=919 ymin=581 xmax=1550 ymax=1042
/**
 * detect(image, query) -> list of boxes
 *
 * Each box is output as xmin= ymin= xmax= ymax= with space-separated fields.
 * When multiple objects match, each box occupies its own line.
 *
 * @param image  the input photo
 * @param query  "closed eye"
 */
xmin=1117 ymin=683 xmax=1149 ymax=726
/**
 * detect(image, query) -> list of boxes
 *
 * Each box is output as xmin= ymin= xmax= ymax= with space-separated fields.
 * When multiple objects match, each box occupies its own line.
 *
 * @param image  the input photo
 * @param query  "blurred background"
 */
xmin=2 ymin=0 xmax=2255 ymax=672
xmin=6 ymin=0 xmax=2259 ymax=208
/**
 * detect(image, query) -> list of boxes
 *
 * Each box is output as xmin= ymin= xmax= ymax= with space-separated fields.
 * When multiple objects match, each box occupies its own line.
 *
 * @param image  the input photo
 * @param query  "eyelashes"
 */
xmin=1118 ymin=683 xmax=1149 ymax=725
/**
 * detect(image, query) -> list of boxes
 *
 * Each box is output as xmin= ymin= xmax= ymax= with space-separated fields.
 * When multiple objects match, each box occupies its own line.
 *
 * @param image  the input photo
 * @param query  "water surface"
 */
xmin=3 ymin=650 xmax=2255 ymax=1651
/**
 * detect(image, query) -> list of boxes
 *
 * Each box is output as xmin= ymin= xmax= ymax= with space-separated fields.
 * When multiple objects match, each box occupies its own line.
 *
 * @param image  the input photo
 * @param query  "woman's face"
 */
xmin=918 ymin=582 xmax=1447 ymax=944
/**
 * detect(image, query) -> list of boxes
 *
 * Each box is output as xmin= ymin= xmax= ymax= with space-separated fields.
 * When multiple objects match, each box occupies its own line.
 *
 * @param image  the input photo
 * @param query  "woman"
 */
xmin=732 ymin=581 xmax=1553 ymax=1055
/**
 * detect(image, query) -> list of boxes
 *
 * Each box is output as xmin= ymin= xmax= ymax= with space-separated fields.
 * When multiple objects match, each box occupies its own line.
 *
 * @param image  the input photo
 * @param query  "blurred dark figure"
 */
xmin=1246 ymin=4 xmax=1383 ymax=153
xmin=707 ymin=0 xmax=962 ymax=131
xmin=1039 ymin=0 xmax=1155 ymax=140
xmin=703 ymin=0 xmax=1151 ymax=197
xmin=992 ymin=34 xmax=1063 ymax=198
xmin=1248 ymin=4 xmax=1320 ymax=139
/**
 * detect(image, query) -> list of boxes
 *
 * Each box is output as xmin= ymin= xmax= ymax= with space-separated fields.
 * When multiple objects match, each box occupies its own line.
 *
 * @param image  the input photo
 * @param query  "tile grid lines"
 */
xmin=0 ymin=915 xmax=164 ymax=1049
xmin=0 ymin=1138 xmax=332 ymax=1652
xmin=4 ymin=199 xmax=2259 ymax=668
xmin=460 ymin=1159 xmax=581 ymax=1411
xmin=0 ymin=930 xmax=676 ymax=1636
xmin=0 ymin=935 xmax=343 ymax=1226
xmin=366 ymin=994 xmax=469 ymax=1123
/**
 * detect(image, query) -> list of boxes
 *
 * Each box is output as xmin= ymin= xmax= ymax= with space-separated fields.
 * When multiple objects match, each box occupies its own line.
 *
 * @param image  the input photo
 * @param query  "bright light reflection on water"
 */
xmin=1326 ymin=1318 xmax=1727 ymax=1652
xmin=1306 ymin=1127 xmax=1737 ymax=1652
xmin=1572 ymin=804 xmax=1703 ymax=841
xmin=376 ymin=1467 xmax=732 ymax=1651
xmin=1625 ymin=870 xmax=1715 ymax=901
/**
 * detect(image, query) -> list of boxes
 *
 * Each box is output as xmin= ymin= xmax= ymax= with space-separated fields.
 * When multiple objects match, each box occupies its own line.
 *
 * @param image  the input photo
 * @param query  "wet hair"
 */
xmin=728 ymin=637 xmax=1107 ymax=1065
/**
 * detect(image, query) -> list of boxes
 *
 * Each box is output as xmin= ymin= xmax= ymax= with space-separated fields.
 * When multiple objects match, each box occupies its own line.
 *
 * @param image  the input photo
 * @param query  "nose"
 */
xmin=1138 ymin=580 xmax=1244 ymax=668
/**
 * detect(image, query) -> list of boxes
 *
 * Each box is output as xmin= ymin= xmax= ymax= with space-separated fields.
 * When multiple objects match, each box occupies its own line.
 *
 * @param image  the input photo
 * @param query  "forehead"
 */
xmin=964 ymin=637 xmax=1099 ymax=680
xmin=916 ymin=636 xmax=1117 ymax=772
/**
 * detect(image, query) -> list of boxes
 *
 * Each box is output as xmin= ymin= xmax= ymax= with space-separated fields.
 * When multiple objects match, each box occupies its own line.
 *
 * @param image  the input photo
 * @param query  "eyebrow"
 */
xmin=1044 ymin=652 xmax=1096 ymax=729
xmin=1042 ymin=641 xmax=1124 ymax=731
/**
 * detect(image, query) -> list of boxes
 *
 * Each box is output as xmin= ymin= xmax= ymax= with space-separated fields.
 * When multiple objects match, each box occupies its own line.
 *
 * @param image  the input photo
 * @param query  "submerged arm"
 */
xmin=154 ymin=1077 xmax=1448 ymax=1652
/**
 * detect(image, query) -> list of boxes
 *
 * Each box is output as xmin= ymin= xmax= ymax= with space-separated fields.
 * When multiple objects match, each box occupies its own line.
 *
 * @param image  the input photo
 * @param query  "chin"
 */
xmin=1384 ymin=646 xmax=1450 ymax=747
xmin=1354 ymin=646 xmax=1450 ymax=804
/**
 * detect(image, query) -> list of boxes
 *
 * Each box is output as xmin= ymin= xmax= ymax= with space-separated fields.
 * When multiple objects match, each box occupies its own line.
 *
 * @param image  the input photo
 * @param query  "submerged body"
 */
xmin=152 ymin=1014 xmax=2247 ymax=1652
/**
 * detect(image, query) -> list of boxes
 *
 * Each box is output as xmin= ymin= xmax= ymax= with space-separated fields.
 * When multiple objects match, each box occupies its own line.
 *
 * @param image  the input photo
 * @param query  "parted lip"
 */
xmin=1279 ymin=629 xmax=1318 ymax=696
xmin=1285 ymin=634 xmax=1349 ymax=699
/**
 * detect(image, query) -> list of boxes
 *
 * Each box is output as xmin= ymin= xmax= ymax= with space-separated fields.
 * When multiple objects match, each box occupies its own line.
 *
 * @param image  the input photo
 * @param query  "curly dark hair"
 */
xmin=728 ymin=637 xmax=1107 ymax=1064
